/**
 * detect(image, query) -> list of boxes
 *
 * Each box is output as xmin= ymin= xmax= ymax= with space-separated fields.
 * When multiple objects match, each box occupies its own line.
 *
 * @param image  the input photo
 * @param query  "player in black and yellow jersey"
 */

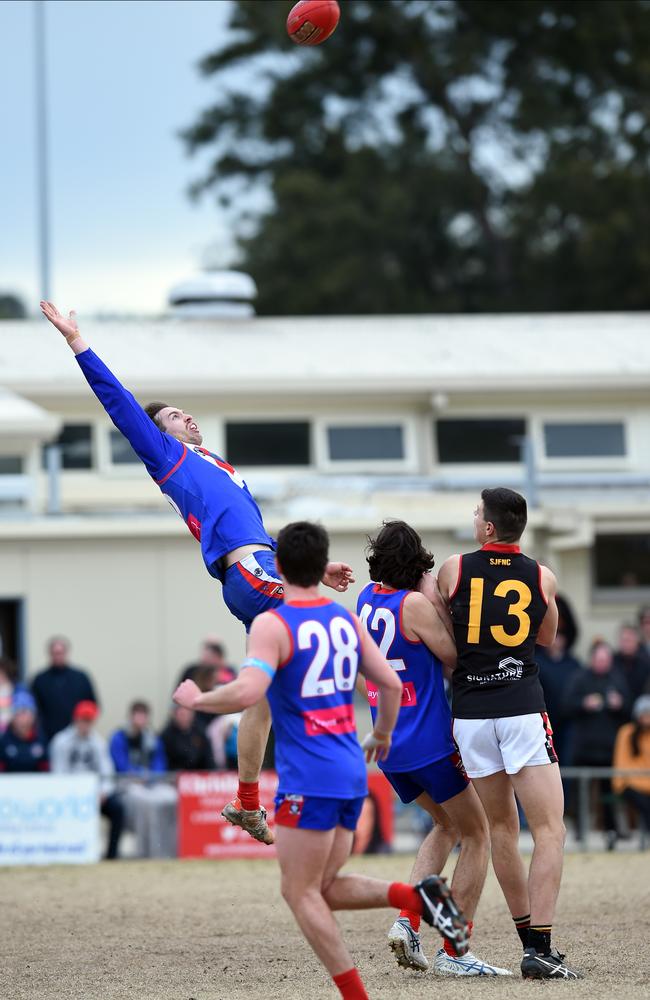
xmin=437 ymin=487 xmax=582 ymax=981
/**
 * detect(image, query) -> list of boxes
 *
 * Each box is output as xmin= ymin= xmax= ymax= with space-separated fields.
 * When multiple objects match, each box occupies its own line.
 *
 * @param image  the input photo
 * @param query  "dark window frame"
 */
xmin=41 ymin=423 xmax=94 ymax=471
xmin=543 ymin=421 xmax=626 ymax=459
xmin=326 ymin=423 xmax=406 ymax=463
xmin=435 ymin=418 xmax=526 ymax=464
xmin=225 ymin=420 xmax=312 ymax=468
xmin=593 ymin=533 xmax=650 ymax=592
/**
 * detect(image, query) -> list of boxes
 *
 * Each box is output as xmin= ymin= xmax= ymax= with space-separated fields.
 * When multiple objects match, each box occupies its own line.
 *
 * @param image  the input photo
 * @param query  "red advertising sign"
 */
xmin=178 ymin=771 xmax=278 ymax=859
xmin=177 ymin=769 xmax=396 ymax=860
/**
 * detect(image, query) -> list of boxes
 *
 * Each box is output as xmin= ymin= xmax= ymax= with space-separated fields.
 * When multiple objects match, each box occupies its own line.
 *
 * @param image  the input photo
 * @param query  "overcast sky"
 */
xmin=0 ymin=0 xmax=235 ymax=316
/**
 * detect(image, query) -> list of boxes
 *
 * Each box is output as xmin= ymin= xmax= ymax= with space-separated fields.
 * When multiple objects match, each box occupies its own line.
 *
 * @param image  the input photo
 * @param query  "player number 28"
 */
xmin=299 ymin=616 xmax=360 ymax=698
xmin=467 ymin=578 xmax=532 ymax=646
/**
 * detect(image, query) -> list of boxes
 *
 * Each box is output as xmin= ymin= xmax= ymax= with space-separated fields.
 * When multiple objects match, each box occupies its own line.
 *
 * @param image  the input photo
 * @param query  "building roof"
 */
xmin=1 ymin=312 xmax=649 ymax=397
xmin=0 ymin=386 xmax=61 ymax=440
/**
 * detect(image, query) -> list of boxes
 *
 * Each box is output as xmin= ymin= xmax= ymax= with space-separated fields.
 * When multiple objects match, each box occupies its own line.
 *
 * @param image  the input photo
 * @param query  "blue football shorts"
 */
xmin=274 ymin=793 xmax=366 ymax=832
xmin=383 ymin=751 xmax=469 ymax=805
xmin=222 ymin=550 xmax=284 ymax=631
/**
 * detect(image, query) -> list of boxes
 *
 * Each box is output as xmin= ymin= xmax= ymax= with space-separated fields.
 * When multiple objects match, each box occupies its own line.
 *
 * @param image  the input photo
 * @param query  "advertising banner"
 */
xmin=178 ymin=770 xmax=278 ymax=859
xmin=177 ymin=769 xmax=396 ymax=860
xmin=0 ymin=773 xmax=100 ymax=865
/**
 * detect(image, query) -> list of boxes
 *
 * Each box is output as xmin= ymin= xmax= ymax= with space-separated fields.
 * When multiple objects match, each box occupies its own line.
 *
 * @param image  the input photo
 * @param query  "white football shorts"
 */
xmin=452 ymin=713 xmax=558 ymax=779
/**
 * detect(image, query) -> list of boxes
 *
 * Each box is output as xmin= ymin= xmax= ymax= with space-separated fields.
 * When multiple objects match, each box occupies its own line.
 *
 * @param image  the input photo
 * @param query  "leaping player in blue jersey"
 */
xmin=40 ymin=302 xmax=354 ymax=846
xmin=173 ymin=521 xmax=469 ymax=1000
xmin=357 ymin=520 xmax=512 ymax=977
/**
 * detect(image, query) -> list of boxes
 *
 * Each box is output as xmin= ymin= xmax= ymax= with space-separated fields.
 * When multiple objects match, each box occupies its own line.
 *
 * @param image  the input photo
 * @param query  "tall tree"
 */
xmin=0 ymin=294 xmax=27 ymax=320
xmin=183 ymin=0 xmax=650 ymax=314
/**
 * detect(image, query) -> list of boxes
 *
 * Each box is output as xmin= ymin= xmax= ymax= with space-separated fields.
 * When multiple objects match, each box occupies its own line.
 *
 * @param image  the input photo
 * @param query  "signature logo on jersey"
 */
xmin=467 ymin=657 xmax=524 ymax=685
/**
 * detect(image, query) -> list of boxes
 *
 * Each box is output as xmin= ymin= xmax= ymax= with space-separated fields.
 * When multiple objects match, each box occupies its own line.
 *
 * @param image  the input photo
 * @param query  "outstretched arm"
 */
xmin=173 ymin=612 xmax=286 ymax=714
xmin=40 ymin=301 xmax=179 ymax=478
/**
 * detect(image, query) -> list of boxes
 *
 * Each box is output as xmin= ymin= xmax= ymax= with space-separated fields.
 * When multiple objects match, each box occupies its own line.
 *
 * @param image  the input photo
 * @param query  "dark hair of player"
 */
xmin=365 ymin=520 xmax=435 ymax=591
xmin=144 ymin=401 xmax=170 ymax=427
xmin=276 ymin=521 xmax=329 ymax=587
xmin=481 ymin=487 xmax=528 ymax=543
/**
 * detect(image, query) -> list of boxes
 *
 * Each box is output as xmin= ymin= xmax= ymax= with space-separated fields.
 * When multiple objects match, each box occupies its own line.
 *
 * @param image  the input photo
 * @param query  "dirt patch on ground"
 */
xmin=4 ymin=851 xmax=650 ymax=1000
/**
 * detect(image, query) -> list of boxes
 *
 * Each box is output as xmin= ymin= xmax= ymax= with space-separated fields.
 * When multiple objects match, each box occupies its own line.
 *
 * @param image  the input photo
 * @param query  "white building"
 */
xmin=1 ymin=311 xmax=649 ymax=732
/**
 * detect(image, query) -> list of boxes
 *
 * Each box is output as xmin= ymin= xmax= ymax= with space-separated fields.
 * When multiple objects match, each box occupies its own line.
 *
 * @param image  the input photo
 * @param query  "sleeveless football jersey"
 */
xmin=356 ymin=583 xmax=454 ymax=772
xmin=267 ymin=599 xmax=368 ymax=799
xmin=77 ymin=349 xmax=275 ymax=581
xmin=450 ymin=543 xmax=548 ymax=719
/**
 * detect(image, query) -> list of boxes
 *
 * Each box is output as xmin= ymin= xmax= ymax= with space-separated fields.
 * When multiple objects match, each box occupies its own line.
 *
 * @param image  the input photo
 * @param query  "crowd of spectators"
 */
xmin=536 ymin=601 xmax=650 ymax=849
xmin=0 ymin=635 xmax=240 ymax=860
xmin=2 ymin=605 xmax=650 ymax=859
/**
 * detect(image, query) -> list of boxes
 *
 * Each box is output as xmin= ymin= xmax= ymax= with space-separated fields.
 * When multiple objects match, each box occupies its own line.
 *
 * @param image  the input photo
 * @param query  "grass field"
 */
xmin=5 ymin=851 xmax=650 ymax=1000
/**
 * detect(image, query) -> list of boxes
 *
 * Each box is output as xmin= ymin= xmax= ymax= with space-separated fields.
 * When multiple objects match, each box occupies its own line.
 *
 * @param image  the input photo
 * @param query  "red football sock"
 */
xmin=333 ymin=968 xmax=368 ymax=1000
xmin=388 ymin=882 xmax=423 ymax=914
xmin=443 ymin=919 xmax=473 ymax=956
xmin=399 ymin=908 xmax=421 ymax=932
xmin=238 ymin=780 xmax=260 ymax=811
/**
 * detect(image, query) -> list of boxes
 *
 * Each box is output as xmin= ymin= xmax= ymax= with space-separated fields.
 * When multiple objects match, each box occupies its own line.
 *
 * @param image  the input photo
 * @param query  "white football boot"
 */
xmin=434 ymin=947 xmax=513 ymax=976
xmin=387 ymin=918 xmax=429 ymax=972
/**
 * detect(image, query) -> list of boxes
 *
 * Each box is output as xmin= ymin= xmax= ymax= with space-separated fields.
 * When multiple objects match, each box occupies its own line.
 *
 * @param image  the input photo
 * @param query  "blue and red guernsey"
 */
xmin=357 ymin=583 xmax=455 ymax=772
xmin=76 ymin=349 xmax=275 ymax=581
xmin=266 ymin=599 xmax=368 ymax=799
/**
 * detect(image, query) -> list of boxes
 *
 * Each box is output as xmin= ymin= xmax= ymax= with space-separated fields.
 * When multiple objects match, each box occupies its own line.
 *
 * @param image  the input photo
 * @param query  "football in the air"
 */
xmin=286 ymin=0 xmax=340 ymax=46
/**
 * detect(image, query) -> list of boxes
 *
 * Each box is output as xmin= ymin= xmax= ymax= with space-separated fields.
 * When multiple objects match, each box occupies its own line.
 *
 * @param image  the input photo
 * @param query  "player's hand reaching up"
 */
xmin=40 ymin=300 xmax=79 ymax=339
xmin=322 ymin=561 xmax=355 ymax=593
xmin=361 ymin=729 xmax=392 ymax=763
xmin=173 ymin=678 xmax=201 ymax=710
xmin=40 ymin=301 xmax=87 ymax=353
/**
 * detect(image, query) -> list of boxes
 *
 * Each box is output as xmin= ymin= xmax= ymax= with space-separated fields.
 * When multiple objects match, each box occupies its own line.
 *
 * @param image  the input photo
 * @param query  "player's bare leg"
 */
xmin=221 ymin=698 xmax=274 ymax=844
xmin=276 ymin=826 xmax=357 ymax=979
xmin=386 ymin=801 xmax=457 ymax=971
xmin=414 ymin=788 xmax=511 ymax=976
xmin=508 ymin=763 xmax=581 ymax=978
xmin=426 ymin=786 xmax=489 ymax=921
xmin=472 ymin=771 xmax=531 ymax=924
xmin=408 ymin=802 xmax=458 ymax=883
xmin=275 ymin=823 xmax=468 ymax=998
xmin=509 ymin=763 xmax=565 ymax=925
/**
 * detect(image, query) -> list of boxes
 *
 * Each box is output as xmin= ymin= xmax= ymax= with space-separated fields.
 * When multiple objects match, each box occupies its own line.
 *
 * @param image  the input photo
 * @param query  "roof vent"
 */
xmin=168 ymin=270 xmax=257 ymax=318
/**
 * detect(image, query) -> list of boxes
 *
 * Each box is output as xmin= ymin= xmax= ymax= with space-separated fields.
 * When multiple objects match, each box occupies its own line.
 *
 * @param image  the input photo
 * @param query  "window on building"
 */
xmin=225 ymin=421 xmax=311 ymax=466
xmin=436 ymin=418 xmax=526 ymax=463
xmin=327 ymin=424 xmax=405 ymax=462
xmin=41 ymin=424 xmax=93 ymax=470
xmin=594 ymin=534 xmax=650 ymax=589
xmin=0 ymin=456 xmax=23 ymax=475
xmin=109 ymin=429 xmax=139 ymax=465
xmin=544 ymin=421 xmax=626 ymax=458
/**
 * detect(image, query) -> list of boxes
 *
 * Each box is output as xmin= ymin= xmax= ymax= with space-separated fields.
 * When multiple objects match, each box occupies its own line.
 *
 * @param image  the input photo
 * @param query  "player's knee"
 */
xmin=530 ymin=815 xmax=566 ymax=846
xmin=488 ymin=812 xmax=520 ymax=843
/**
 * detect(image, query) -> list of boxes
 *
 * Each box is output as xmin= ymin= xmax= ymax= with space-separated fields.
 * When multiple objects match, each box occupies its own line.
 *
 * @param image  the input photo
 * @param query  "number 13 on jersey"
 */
xmin=467 ymin=577 xmax=532 ymax=646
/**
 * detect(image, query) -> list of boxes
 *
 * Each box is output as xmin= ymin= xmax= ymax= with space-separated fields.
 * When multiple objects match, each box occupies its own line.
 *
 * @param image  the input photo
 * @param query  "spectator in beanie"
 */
xmin=110 ymin=701 xmax=177 ymax=858
xmin=50 ymin=700 xmax=124 ymax=860
xmin=0 ymin=691 xmax=48 ymax=773
xmin=31 ymin=637 xmax=98 ymax=743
